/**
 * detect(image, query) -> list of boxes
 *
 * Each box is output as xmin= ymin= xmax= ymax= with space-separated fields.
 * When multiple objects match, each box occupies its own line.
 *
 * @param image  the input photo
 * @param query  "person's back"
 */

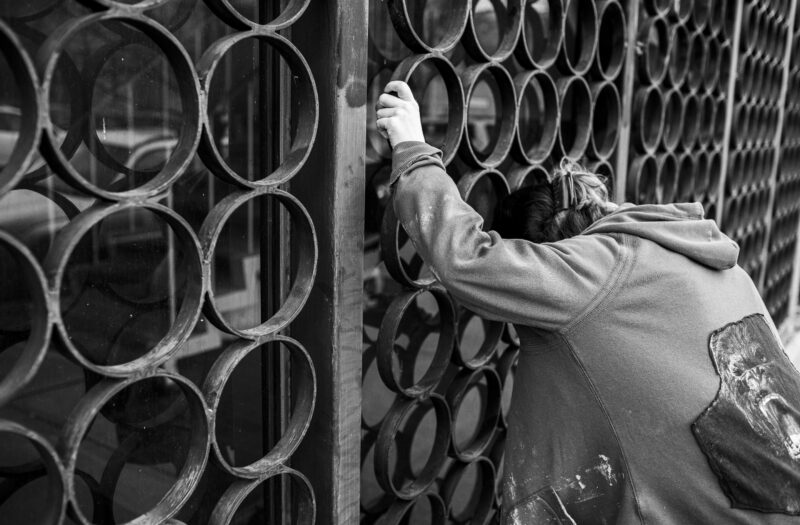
xmin=375 ymin=80 xmax=800 ymax=524
xmin=503 ymin=207 xmax=800 ymax=524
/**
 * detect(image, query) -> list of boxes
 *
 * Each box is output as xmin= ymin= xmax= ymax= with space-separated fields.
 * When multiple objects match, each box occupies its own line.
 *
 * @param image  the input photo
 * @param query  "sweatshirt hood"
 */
xmin=582 ymin=202 xmax=739 ymax=270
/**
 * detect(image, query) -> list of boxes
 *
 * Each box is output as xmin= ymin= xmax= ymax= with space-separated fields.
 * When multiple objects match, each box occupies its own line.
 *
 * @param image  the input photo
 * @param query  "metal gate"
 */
xmin=2 ymin=1 xmax=800 ymax=524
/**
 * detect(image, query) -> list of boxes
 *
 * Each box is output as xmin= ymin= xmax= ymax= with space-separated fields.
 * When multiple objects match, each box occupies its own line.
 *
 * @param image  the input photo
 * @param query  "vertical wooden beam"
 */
xmin=613 ymin=0 xmax=640 ymax=204
xmin=291 ymin=2 xmax=368 ymax=524
xmin=758 ymin=0 xmax=798 ymax=292
xmin=716 ymin=0 xmax=744 ymax=226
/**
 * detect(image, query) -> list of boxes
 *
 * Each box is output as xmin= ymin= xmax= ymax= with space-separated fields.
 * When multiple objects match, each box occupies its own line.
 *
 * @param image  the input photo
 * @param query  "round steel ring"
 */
xmin=201 ymin=187 xmax=317 ymax=338
xmin=0 ymin=20 xmax=41 ymax=198
xmin=197 ymin=31 xmax=318 ymax=189
xmin=61 ymin=371 xmax=210 ymax=525
xmin=37 ymin=12 xmax=202 ymax=201
xmin=43 ymin=201 xmax=204 ymax=377
xmin=203 ymin=335 xmax=316 ymax=478
xmin=376 ymin=287 xmax=456 ymax=398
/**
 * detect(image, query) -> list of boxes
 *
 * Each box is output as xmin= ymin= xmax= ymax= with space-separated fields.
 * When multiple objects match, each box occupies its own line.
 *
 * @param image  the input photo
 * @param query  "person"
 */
xmin=376 ymin=80 xmax=800 ymax=524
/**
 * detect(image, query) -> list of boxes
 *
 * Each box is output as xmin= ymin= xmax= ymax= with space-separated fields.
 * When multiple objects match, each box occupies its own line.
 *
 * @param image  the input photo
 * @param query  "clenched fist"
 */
xmin=375 ymin=80 xmax=426 ymax=148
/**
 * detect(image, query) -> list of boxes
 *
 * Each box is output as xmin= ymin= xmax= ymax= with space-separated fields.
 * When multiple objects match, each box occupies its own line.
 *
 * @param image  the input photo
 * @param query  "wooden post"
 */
xmin=291 ymin=2 xmax=368 ymax=523
xmin=613 ymin=0 xmax=641 ymax=204
xmin=716 ymin=0 xmax=744 ymax=226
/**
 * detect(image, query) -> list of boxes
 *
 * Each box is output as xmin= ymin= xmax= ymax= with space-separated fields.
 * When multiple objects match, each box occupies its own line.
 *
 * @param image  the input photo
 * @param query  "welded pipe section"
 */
xmin=513 ymin=70 xmax=559 ymax=164
xmin=698 ymin=93 xmax=716 ymax=144
xmin=662 ymin=88 xmax=684 ymax=151
xmin=637 ymin=16 xmax=669 ymax=85
xmin=656 ymin=153 xmax=678 ymax=203
xmin=693 ymin=150 xmax=710 ymax=199
xmin=692 ymin=0 xmax=711 ymax=31
xmin=686 ymin=32 xmax=707 ymax=93
xmin=558 ymin=0 xmax=598 ymax=75
xmin=632 ymin=85 xmax=664 ymax=154
xmin=589 ymin=81 xmax=621 ymax=160
xmin=677 ymin=153 xmax=696 ymax=201
xmin=681 ymin=94 xmax=701 ymax=151
xmin=668 ymin=23 xmax=690 ymax=87
xmin=593 ymin=0 xmax=626 ymax=81
xmin=516 ymin=0 xmax=564 ymax=69
xmin=703 ymin=37 xmax=721 ymax=94
xmin=627 ymin=155 xmax=658 ymax=203
xmin=556 ymin=75 xmax=593 ymax=160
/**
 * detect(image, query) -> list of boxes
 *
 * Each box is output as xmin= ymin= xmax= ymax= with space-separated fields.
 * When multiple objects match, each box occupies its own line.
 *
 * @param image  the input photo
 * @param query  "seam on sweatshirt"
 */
xmin=559 ymin=234 xmax=632 ymax=334
xmin=559 ymin=332 xmax=648 ymax=525
xmin=390 ymin=152 xmax=444 ymax=186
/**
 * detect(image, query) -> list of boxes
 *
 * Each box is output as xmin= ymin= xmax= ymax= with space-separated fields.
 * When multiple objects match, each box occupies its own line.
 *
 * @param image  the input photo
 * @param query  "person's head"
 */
xmin=494 ymin=159 xmax=617 ymax=243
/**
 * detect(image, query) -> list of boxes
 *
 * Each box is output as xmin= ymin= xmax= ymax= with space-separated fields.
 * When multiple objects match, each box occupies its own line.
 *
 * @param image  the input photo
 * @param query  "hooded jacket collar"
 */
xmin=582 ymin=202 xmax=740 ymax=270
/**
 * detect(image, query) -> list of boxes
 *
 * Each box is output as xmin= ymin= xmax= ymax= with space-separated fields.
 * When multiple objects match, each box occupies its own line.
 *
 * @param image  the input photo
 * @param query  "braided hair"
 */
xmin=494 ymin=159 xmax=618 ymax=243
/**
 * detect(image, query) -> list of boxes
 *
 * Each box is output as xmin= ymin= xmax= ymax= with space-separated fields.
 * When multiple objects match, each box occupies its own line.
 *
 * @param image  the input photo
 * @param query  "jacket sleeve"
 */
xmin=390 ymin=141 xmax=620 ymax=331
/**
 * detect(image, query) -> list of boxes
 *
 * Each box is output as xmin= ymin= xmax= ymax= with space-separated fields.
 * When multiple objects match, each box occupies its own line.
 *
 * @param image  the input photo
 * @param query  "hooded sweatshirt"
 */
xmin=390 ymin=142 xmax=800 ymax=524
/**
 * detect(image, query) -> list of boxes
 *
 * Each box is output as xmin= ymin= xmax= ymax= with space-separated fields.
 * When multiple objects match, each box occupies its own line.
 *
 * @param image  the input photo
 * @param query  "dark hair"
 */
xmin=494 ymin=161 xmax=616 ymax=243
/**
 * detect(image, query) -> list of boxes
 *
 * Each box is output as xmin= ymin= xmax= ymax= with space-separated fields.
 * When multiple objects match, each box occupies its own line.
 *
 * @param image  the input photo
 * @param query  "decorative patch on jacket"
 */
xmin=503 ymin=486 xmax=577 ymax=525
xmin=692 ymin=314 xmax=800 ymax=514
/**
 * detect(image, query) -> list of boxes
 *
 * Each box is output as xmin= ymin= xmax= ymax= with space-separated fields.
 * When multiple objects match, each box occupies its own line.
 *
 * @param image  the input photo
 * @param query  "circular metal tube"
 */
xmin=0 ymin=231 xmax=51 ymax=406
xmin=202 ymin=0 xmax=310 ymax=31
xmin=197 ymin=31 xmax=318 ymax=189
xmin=692 ymin=0 xmax=711 ymax=31
xmin=557 ymin=0 xmax=598 ymax=75
xmin=556 ymin=76 xmax=593 ymax=160
xmin=637 ymin=16 xmax=669 ymax=85
xmin=37 ymin=12 xmax=202 ymax=201
xmin=632 ymin=85 xmax=664 ymax=154
xmin=462 ymin=0 xmax=524 ymax=62
xmin=209 ymin=466 xmax=315 ymax=524
xmin=686 ymin=32 xmax=707 ymax=94
xmin=44 ymin=201 xmax=204 ymax=376
xmin=627 ymin=155 xmax=658 ymax=203
xmin=203 ymin=335 xmax=316 ymax=478
xmin=681 ymin=94 xmax=701 ymax=150
xmin=441 ymin=457 xmax=497 ymax=523
xmin=0 ymin=20 xmax=40 ymax=198
xmin=708 ymin=0 xmax=726 ymax=37
xmin=593 ymin=0 xmax=627 ymax=81
xmin=656 ymin=153 xmax=678 ymax=203
xmin=662 ymin=88 xmax=684 ymax=151
xmin=667 ymin=23 xmax=690 ymax=87
xmin=708 ymin=149 xmax=722 ymax=199
xmin=677 ymin=153 xmax=696 ymax=201
xmin=201 ymin=188 xmax=317 ymax=339
xmin=515 ymin=0 xmax=564 ymax=69
xmin=0 ymin=420 xmax=67 ymax=525
xmin=512 ymin=70 xmax=559 ymax=164
xmin=375 ymin=393 xmax=451 ymax=499
xmin=693 ymin=150 xmax=710 ymax=199
xmin=458 ymin=63 xmax=518 ymax=169
xmin=644 ymin=0 xmax=671 ymax=16
xmin=589 ymin=81 xmax=621 ymax=160
xmin=703 ymin=37 xmax=721 ymax=94
xmin=374 ymin=491 xmax=447 ymax=525
xmin=385 ymin=0 xmax=470 ymax=53
xmin=699 ymin=93 xmax=716 ymax=144
xmin=507 ymin=164 xmax=551 ymax=191
xmin=391 ymin=53 xmax=465 ymax=166
xmin=445 ymin=366 xmax=501 ymax=461
xmin=61 ymin=371 xmax=210 ymax=525
xmin=452 ymin=306 xmax=504 ymax=370
xmin=376 ymin=288 xmax=456 ymax=398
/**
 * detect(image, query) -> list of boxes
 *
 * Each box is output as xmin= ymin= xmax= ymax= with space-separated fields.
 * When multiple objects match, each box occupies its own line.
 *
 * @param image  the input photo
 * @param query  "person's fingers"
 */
xmin=384 ymin=80 xmax=415 ymax=103
xmin=377 ymin=93 xmax=404 ymax=109
xmin=376 ymin=107 xmax=401 ymax=118
xmin=375 ymin=117 xmax=391 ymax=139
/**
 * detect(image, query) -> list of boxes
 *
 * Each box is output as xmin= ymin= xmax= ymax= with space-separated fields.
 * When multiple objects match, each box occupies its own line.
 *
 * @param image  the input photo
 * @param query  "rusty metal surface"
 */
xmin=0 ymin=0 xmax=319 ymax=522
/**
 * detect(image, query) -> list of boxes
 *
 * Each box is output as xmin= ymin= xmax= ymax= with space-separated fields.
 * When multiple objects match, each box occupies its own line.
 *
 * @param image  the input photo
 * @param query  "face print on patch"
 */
xmin=692 ymin=314 xmax=800 ymax=515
